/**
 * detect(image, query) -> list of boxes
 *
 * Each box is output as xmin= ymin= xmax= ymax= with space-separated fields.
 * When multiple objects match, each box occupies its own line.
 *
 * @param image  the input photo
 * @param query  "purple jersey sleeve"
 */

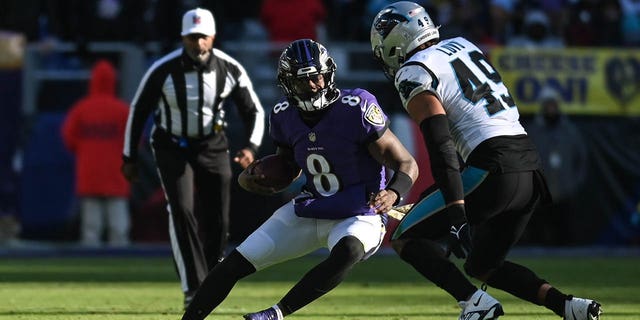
xmin=269 ymin=89 xmax=391 ymax=219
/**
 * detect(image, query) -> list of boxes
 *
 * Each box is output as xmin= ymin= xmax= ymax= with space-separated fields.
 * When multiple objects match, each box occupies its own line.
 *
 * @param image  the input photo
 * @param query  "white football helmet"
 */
xmin=277 ymin=39 xmax=340 ymax=112
xmin=370 ymin=1 xmax=440 ymax=80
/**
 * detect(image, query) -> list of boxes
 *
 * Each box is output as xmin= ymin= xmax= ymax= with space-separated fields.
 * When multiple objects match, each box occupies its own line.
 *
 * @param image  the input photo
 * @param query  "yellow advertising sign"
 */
xmin=490 ymin=47 xmax=640 ymax=116
xmin=0 ymin=32 xmax=25 ymax=69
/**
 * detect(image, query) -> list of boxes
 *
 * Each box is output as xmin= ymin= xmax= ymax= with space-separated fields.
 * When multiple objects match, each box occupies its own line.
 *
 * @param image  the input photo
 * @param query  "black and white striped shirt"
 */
xmin=123 ymin=48 xmax=265 ymax=160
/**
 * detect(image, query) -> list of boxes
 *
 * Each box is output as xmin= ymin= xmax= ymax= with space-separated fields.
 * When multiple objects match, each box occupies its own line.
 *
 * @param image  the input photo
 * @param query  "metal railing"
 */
xmin=22 ymin=41 xmax=146 ymax=115
xmin=22 ymin=40 xmax=388 ymax=114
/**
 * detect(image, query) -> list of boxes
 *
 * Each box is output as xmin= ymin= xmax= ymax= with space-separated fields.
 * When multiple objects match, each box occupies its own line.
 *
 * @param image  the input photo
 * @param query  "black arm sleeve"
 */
xmin=232 ymin=87 xmax=259 ymax=136
xmin=229 ymin=65 xmax=264 ymax=152
xmin=419 ymin=114 xmax=464 ymax=204
xmin=123 ymin=69 xmax=164 ymax=161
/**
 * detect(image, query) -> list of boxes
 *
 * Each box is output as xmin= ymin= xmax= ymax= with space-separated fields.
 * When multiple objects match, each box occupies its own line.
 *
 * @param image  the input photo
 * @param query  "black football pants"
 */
xmin=463 ymin=170 xmax=543 ymax=276
xmin=152 ymin=129 xmax=232 ymax=295
xmin=396 ymin=170 xmax=546 ymax=301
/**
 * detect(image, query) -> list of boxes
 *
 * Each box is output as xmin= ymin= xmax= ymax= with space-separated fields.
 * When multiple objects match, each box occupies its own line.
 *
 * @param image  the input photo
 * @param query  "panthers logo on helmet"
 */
xmin=398 ymin=79 xmax=422 ymax=100
xmin=365 ymin=103 xmax=385 ymax=126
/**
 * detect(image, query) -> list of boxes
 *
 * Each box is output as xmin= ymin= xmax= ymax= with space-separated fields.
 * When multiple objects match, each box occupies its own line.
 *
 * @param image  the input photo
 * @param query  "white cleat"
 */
xmin=564 ymin=296 xmax=602 ymax=320
xmin=458 ymin=289 xmax=504 ymax=320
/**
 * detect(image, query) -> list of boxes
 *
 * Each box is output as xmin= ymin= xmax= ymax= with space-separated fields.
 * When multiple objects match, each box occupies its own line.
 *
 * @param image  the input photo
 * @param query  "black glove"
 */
xmin=120 ymin=161 xmax=139 ymax=183
xmin=443 ymin=204 xmax=472 ymax=259
xmin=447 ymin=222 xmax=471 ymax=259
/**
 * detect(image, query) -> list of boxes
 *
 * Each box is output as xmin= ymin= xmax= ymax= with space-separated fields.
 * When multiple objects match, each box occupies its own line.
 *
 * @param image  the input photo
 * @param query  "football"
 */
xmin=238 ymin=154 xmax=300 ymax=195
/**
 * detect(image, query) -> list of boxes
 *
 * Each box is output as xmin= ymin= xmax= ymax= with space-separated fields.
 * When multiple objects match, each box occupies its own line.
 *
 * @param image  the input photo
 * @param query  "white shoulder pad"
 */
xmin=394 ymin=63 xmax=437 ymax=110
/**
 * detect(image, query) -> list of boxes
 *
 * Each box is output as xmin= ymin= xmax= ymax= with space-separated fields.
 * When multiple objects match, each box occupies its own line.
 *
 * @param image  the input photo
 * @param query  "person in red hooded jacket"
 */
xmin=61 ymin=59 xmax=131 ymax=247
xmin=260 ymin=0 xmax=327 ymax=44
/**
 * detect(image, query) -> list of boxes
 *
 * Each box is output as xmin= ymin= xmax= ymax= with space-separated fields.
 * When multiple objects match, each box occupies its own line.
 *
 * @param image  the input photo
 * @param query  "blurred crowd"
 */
xmin=1 ymin=0 xmax=638 ymax=247
xmin=1 ymin=0 xmax=638 ymax=55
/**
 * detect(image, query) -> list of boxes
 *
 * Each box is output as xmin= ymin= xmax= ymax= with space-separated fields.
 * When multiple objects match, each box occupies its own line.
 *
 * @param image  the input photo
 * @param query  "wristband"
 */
xmin=447 ymin=203 xmax=466 ymax=226
xmin=386 ymin=171 xmax=413 ymax=205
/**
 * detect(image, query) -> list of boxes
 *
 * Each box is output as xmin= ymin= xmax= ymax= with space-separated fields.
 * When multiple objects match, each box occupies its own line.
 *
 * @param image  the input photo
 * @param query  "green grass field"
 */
xmin=0 ymin=254 xmax=638 ymax=319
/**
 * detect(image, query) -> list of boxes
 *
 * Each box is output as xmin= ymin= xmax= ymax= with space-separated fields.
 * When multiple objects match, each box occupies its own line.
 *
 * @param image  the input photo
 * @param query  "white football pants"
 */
xmin=80 ymin=197 xmax=131 ymax=247
xmin=236 ymin=201 xmax=386 ymax=271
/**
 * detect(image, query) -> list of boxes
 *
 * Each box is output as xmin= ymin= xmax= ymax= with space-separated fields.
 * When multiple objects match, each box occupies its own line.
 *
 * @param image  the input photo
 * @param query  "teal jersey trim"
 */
xmin=392 ymin=166 xmax=489 ymax=240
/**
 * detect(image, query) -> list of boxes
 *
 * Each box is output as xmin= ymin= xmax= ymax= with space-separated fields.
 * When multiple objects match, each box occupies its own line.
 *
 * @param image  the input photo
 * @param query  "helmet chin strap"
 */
xmin=294 ymin=87 xmax=339 ymax=112
xmin=294 ymin=94 xmax=324 ymax=112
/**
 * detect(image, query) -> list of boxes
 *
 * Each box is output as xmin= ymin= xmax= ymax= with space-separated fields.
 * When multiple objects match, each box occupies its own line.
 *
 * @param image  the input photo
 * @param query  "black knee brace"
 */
xmin=279 ymin=236 xmax=365 ymax=315
xmin=218 ymin=249 xmax=256 ymax=279
xmin=329 ymin=235 xmax=366 ymax=269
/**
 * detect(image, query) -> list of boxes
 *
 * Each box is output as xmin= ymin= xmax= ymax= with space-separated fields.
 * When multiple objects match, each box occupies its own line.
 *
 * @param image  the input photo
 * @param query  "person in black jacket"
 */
xmin=121 ymin=7 xmax=265 ymax=308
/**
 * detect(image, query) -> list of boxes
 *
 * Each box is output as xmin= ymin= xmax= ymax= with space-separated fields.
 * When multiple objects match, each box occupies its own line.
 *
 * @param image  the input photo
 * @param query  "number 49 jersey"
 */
xmin=269 ymin=89 xmax=389 ymax=219
xmin=394 ymin=36 xmax=527 ymax=161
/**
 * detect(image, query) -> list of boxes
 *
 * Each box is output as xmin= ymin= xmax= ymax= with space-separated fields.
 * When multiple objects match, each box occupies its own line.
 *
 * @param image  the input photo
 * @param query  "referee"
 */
xmin=121 ymin=7 xmax=265 ymax=308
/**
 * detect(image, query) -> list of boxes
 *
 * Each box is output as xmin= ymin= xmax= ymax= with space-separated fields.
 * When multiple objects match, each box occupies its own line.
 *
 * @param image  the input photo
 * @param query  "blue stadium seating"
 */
xmin=20 ymin=112 xmax=76 ymax=240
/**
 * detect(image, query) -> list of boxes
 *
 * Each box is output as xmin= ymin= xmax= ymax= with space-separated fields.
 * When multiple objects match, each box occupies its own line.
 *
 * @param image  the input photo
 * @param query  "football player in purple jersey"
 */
xmin=181 ymin=39 xmax=419 ymax=320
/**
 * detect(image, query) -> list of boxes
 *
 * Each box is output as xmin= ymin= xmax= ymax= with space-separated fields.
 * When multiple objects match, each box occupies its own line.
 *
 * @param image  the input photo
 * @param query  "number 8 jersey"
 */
xmin=394 ymin=37 xmax=527 ymax=162
xmin=269 ymin=89 xmax=389 ymax=219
